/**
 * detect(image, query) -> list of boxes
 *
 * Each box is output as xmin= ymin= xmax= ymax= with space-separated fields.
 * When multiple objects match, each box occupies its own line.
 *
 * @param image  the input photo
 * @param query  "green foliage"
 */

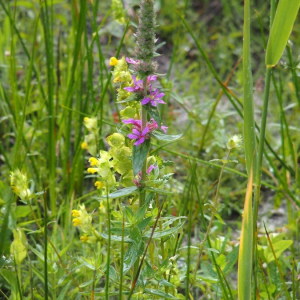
xmin=0 ymin=0 xmax=298 ymax=299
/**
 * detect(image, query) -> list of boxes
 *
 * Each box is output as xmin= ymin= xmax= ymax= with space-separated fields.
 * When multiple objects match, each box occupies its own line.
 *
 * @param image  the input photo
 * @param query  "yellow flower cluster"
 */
xmin=72 ymin=204 xmax=98 ymax=244
xmin=81 ymin=117 xmax=98 ymax=156
xmin=10 ymin=169 xmax=32 ymax=200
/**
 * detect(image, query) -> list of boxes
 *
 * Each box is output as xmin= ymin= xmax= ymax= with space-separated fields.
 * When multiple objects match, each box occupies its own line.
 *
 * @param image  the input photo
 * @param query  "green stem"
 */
xmin=105 ymin=189 xmax=111 ymax=300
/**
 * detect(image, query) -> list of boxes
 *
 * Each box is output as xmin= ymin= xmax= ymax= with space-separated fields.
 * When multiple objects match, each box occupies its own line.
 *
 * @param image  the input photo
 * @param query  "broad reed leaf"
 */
xmin=265 ymin=0 xmax=300 ymax=67
xmin=238 ymin=170 xmax=253 ymax=300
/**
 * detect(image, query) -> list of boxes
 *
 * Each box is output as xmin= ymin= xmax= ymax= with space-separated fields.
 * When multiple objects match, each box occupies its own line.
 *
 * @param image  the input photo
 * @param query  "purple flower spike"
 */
xmin=124 ymin=75 xmax=144 ymax=93
xmin=146 ymin=164 xmax=157 ymax=175
xmin=126 ymin=57 xmax=139 ymax=65
xmin=141 ymin=85 xmax=166 ymax=106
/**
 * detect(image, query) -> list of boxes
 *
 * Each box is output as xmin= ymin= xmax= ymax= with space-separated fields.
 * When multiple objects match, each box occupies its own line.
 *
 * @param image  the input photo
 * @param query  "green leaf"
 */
xmin=266 ymin=0 xmax=300 ymax=66
xmin=132 ymin=139 xmax=151 ymax=176
xmin=144 ymin=187 xmax=173 ymax=195
xmin=136 ymin=204 xmax=147 ymax=223
xmin=57 ymin=281 xmax=72 ymax=300
xmin=144 ymin=104 xmax=161 ymax=126
xmin=152 ymin=131 xmax=182 ymax=141
xmin=1 ymin=269 xmax=19 ymax=299
xmin=129 ymin=226 xmax=143 ymax=246
xmin=144 ymin=288 xmax=180 ymax=299
xmin=99 ymin=186 xmax=138 ymax=199
xmin=137 ymin=216 xmax=152 ymax=231
xmin=100 ymin=233 xmax=132 ymax=243
xmin=125 ymin=207 xmax=135 ymax=224
xmin=144 ymin=221 xmax=185 ymax=240
xmin=123 ymin=243 xmax=143 ymax=274
xmin=223 ymin=245 xmax=239 ymax=274
xmin=264 ymin=240 xmax=293 ymax=263
xmin=15 ymin=205 xmax=36 ymax=218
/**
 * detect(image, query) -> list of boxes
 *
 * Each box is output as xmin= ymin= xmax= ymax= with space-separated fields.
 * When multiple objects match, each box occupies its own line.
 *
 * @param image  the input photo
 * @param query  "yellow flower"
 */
xmin=95 ymin=181 xmax=104 ymax=189
xmin=81 ymin=141 xmax=88 ymax=149
xmin=87 ymin=168 xmax=97 ymax=174
xmin=113 ymin=76 xmax=121 ymax=83
xmin=72 ymin=210 xmax=80 ymax=217
xmin=80 ymin=236 xmax=88 ymax=243
xmin=89 ymin=157 xmax=98 ymax=166
xmin=72 ymin=218 xmax=81 ymax=226
xmin=110 ymin=57 xmax=118 ymax=66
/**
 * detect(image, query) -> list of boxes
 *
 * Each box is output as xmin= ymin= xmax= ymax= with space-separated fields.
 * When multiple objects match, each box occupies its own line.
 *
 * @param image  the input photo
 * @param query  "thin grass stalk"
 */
xmin=185 ymin=182 xmax=193 ymax=299
xmin=105 ymin=187 xmax=111 ymax=300
xmin=119 ymin=209 xmax=125 ymax=300
xmin=41 ymin=0 xmax=56 ymax=214
xmin=43 ymin=189 xmax=48 ymax=300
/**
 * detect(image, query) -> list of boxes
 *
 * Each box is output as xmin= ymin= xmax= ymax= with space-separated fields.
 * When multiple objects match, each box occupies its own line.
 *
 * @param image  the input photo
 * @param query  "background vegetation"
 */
xmin=0 ymin=0 xmax=299 ymax=299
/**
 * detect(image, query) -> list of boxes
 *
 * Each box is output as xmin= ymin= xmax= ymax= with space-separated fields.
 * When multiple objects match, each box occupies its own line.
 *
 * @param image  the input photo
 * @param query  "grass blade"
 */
xmin=238 ymin=170 xmax=253 ymax=300
xmin=265 ymin=0 xmax=300 ymax=67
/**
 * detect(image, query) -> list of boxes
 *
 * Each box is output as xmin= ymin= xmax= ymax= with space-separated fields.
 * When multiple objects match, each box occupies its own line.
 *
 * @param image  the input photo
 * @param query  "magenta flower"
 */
xmin=122 ymin=118 xmax=142 ymax=130
xmin=124 ymin=75 xmax=144 ymax=92
xmin=126 ymin=57 xmax=139 ymax=65
xmin=128 ymin=127 xmax=149 ymax=146
xmin=146 ymin=165 xmax=157 ymax=175
xmin=141 ymin=85 xmax=165 ymax=106
xmin=124 ymin=75 xmax=157 ymax=94
xmin=147 ymin=75 xmax=157 ymax=83
xmin=161 ymin=125 xmax=168 ymax=133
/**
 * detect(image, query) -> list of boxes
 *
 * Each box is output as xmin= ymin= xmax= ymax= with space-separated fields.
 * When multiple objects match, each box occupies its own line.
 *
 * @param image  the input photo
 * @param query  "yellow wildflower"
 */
xmin=113 ymin=76 xmax=121 ymax=83
xmin=81 ymin=141 xmax=88 ymax=149
xmin=89 ymin=157 xmax=98 ymax=166
xmin=80 ymin=236 xmax=88 ymax=243
xmin=95 ymin=181 xmax=104 ymax=189
xmin=87 ymin=168 xmax=97 ymax=174
xmin=72 ymin=210 xmax=80 ymax=217
xmin=72 ymin=218 xmax=81 ymax=226
xmin=110 ymin=57 xmax=118 ymax=66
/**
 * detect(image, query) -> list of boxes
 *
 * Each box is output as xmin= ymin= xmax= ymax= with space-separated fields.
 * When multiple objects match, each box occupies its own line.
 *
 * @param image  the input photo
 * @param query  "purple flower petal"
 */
xmin=155 ymin=99 xmax=166 ymax=104
xmin=150 ymin=100 xmax=157 ymax=106
xmin=126 ymin=57 xmax=139 ymax=64
xmin=134 ymin=138 xmax=144 ymax=146
xmin=142 ymin=127 xmax=149 ymax=135
xmin=147 ymin=75 xmax=157 ymax=82
xmin=156 ymin=92 xmax=165 ymax=98
xmin=128 ymin=134 xmax=139 ymax=139
xmin=132 ymin=129 xmax=140 ymax=135
xmin=146 ymin=165 xmax=157 ymax=175
xmin=124 ymin=87 xmax=135 ymax=92
xmin=123 ymin=118 xmax=136 ymax=125
xmin=141 ymin=97 xmax=151 ymax=105
xmin=161 ymin=126 xmax=168 ymax=133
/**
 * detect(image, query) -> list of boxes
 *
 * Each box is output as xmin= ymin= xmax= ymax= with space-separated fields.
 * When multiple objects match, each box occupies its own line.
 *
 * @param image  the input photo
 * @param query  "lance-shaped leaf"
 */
xmin=151 ymin=131 xmax=182 ymax=142
xmin=132 ymin=139 xmax=151 ymax=176
xmin=266 ymin=0 xmax=300 ymax=67
xmin=98 ymin=186 xmax=138 ymax=199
